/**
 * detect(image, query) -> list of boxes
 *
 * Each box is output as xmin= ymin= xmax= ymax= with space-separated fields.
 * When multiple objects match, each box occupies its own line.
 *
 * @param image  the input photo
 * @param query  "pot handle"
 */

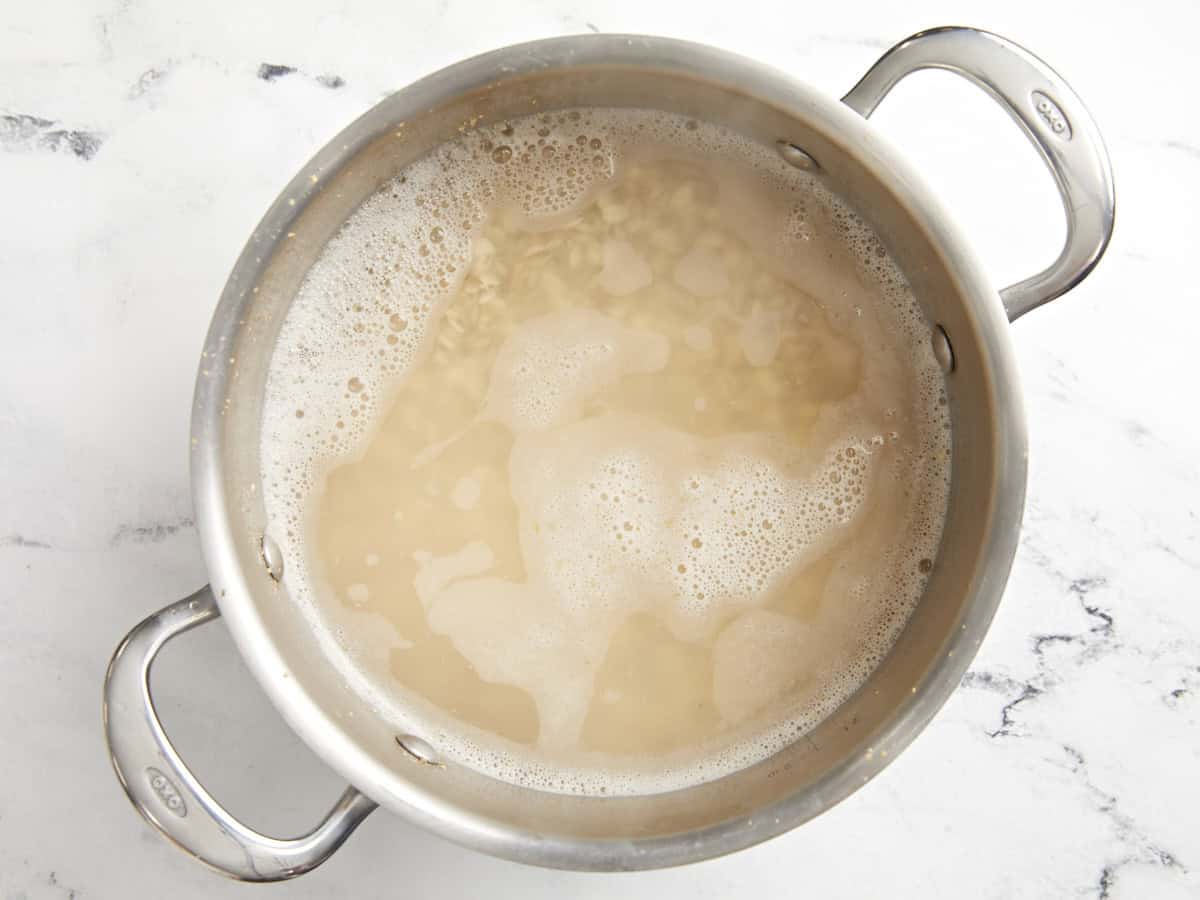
xmin=842 ymin=26 xmax=1115 ymax=321
xmin=102 ymin=587 xmax=377 ymax=881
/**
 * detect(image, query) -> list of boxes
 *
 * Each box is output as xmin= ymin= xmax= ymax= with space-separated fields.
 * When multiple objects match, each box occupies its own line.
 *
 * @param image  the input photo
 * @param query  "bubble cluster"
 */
xmin=259 ymin=106 xmax=953 ymax=797
xmin=501 ymin=411 xmax=880 ymax=643
xmin=481 ymin=309 xmax=670 ymax=432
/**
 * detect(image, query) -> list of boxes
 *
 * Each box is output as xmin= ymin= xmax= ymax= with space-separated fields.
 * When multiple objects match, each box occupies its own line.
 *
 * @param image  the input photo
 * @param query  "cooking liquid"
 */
xmin=260 ymin=109 xmax=951 ymax=795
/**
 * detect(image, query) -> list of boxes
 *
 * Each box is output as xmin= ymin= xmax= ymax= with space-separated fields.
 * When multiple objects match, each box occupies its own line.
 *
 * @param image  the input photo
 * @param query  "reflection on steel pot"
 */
xmin=102 ymin=26 xmax=1113 ymax=881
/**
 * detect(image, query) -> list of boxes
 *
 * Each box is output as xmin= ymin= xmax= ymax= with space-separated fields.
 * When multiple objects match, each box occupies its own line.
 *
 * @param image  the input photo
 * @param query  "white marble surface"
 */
xmin=2 ymin=1 xmax=1198 ymax=897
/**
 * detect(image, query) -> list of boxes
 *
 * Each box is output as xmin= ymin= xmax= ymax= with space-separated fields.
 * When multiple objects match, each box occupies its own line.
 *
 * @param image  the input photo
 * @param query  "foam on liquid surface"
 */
xmin=260 ymin=108 xmax=951 ymax=795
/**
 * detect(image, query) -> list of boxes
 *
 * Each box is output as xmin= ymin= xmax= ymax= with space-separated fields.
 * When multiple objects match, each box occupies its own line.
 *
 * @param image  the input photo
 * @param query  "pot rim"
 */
xmin=190 ymin=33 xmax=1026 ymax=869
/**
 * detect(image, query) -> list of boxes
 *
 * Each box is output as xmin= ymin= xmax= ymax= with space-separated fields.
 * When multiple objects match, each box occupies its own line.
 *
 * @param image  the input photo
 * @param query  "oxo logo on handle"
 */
xmin=1032 ymin=90 xmax=1073 ymax=140
xmin=146 ymin=767 xmax=188 ymax=817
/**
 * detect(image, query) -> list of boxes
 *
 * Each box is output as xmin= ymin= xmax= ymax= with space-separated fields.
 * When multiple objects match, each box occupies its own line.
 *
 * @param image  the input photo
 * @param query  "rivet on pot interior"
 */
xmin=395 ymin=735 xmax=443 ymax=766
xmin=260 ymin=534 xmax=284 ymax=582
xmin=776 ymin=141 xmax=819 ymax=171
xmin=931 ymin=325 xmax=955 ymax=374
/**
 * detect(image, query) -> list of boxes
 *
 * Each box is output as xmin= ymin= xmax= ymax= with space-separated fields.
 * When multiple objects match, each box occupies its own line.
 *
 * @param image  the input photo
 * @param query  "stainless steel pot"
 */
xmin=103 ymin=27 xmax=1114 ymax=881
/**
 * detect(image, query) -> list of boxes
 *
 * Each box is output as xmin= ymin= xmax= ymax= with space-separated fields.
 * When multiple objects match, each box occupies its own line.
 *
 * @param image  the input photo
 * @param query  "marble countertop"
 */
xmin=2 ymin=1 xmax=1198 ymax=897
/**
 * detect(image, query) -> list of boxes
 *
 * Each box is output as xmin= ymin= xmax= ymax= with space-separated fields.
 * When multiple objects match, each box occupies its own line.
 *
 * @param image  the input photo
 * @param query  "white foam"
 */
xmin=480 ymin=308 xmax=669 ymax=432
xmin=450 ymin=476 xmax=482 ymax=511
xmin=407 ymin=406 xmax=885 ymax=753
xmin=259 ymin=107 xmax=952 ymax=797
xmin=713 ymin=609 xmax=815 ymax=726
xmin=509 ymin=411 xmax=880 ymax=637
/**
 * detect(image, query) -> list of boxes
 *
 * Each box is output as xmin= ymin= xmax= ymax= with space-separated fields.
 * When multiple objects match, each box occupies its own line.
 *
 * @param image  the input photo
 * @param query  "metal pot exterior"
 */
xmin=103 ymin=29 xmax=1114 ymax=879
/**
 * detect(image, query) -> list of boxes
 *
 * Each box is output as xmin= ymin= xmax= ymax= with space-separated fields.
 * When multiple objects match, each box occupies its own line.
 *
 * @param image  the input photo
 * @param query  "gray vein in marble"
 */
xmin=46 ymin=869 xmax=81 ymax=900
xmin=1165 ymin=666 xmax=1200 ymax=708
xmin=1032 ymin=632 xmax=1076 ymax=656
xmin=92 ymin=0 xmax=134 ymax=63
xmin=257 ymin=63 xmax=345 ymax=89
xmin=1059 ymin=745 xmax=1188 ymax=896
xmin=1019 ymin=534 xmax=1118 ymax=648
xmin=1122 ymin=418 xmax=1154 ymax=446
xmin=961 ymin=531 xmax=1192 ymax=888
xmin=960 ymin=549 xmax=1119 ymax=737
xmin=257 ymin=62 xmax=297 ymax=81
xmin=1069 ymin=576 xmax=1114 ymax=642
xmin=0 ymin=516 xmax=196 ymax=553
xmin=959 ymin=670 xmax=1044 ymax=738
xmin=129 ymin=63 xmax=172 ymax=99
xmin=988 ymin=684 xmax=1043 ymax=739
xmin=109 ymin=516 xmax=195 ymax=547
xmin=0 ymin=113 xmax=102 ymax=159
xmin=1098 ymin=866 xmax=1115 ymax=899
xmin=959 ymin=670 xmax=1024 ymax=694
xmin=1153 ymin=539 xmax=1200 ymax=572
xmin=0 ymin=534 xmax=52 ymax=550
xmin=1165 ymin=139 xmax=1200 ymax=160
